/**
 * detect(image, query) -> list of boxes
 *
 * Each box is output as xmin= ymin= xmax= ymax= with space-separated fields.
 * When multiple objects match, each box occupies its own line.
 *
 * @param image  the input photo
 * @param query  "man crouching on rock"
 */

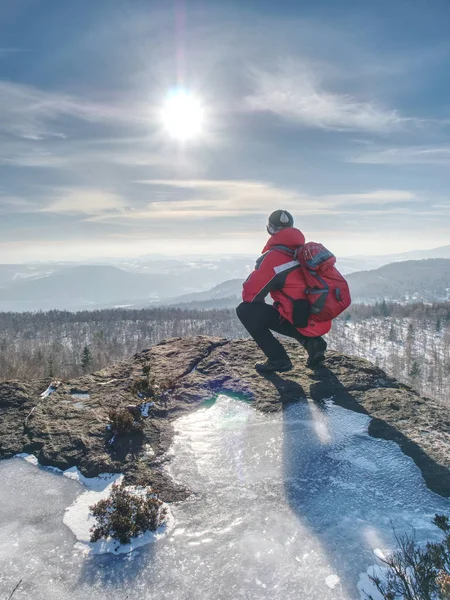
xmin=236 ymin=210 xmax=329 ymax=374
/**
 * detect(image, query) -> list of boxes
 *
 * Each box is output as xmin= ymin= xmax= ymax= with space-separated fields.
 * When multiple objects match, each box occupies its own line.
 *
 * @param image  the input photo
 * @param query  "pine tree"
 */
xmin=405 ymin=322 xmax=415 ymax=370
xmin=409 ymin=360 xmax=421 ymax=380
xmin=81 ymin=345 xmax=93 ymax=373
xmin=47 ymin=357 xmax=55 ymax=379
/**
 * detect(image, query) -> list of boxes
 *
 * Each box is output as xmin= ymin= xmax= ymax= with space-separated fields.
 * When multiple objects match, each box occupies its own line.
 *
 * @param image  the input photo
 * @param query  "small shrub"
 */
xmin=108 ymin=408 xmax=142 ymax=435
xmin=153 ymin=376 xmax=174 ymax=391
xmin=89 ymin=481 xmax=167 ymax=545
xmin=131 ymin=377 xmax=151 ymax=396
xmin=130 ymin=371 xmax=175 ymax=403
xmin=151 ymin=376 xmax=175 ymax=401
xmin=130 ymin=363 xmax=152 ymax=396
xmin=366 ymin=514 xmax=450 ymax=600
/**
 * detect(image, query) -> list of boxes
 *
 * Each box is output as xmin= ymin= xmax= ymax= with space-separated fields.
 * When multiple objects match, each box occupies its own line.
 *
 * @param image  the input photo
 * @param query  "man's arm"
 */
xmin=242 ymin=252 xmax=281 ymax=303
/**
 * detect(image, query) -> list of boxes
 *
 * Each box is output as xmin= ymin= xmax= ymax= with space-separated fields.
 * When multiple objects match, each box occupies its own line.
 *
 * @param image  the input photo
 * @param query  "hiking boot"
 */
xmin=255 ymin=358 xmax=293 ymax=374
xmin=306 ymin=337 xmax=327 ymax=369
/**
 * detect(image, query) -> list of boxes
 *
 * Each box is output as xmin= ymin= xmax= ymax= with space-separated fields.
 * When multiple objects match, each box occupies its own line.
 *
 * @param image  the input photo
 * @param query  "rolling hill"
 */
xmin=1 ymin=252 xmax=449 ymax=312
xmin=347 ymin=258 xmax=450 ymax=302
xmin=0 ymin=266 xmax=183 ymax=312
xmin=158 ymin=258 xmax=450 ymax=308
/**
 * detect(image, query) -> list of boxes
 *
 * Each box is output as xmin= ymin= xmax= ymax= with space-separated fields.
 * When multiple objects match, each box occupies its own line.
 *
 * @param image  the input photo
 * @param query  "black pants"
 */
xmin=236 ymin=302 xmax=309 ymax=361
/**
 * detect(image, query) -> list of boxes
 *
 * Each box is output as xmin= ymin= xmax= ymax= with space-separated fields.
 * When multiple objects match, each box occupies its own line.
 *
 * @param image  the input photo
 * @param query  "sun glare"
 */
xmin=161 ymin=90 xmax=204 ymax=141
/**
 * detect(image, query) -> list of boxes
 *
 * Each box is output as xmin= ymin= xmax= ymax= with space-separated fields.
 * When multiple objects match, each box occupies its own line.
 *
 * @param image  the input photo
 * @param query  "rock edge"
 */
xmin=1 ymin=336 xmax=449 ymax=500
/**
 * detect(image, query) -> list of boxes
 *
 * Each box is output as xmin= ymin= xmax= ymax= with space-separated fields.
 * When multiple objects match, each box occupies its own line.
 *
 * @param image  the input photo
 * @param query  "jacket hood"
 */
xmin=263 ymin=227 xmax=306 ymax=253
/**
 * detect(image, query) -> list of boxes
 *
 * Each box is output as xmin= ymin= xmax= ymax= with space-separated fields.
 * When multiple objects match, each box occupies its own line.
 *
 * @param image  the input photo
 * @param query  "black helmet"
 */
xmin=267 ymin=209 xmax=294 ymax=235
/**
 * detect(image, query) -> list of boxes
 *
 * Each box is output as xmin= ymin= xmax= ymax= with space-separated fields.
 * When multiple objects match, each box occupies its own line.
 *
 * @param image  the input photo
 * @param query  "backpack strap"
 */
xmin=271 ymin=244 xmax=298 ymax=258
xmin=267 ymin=245 xmax=300 ymax=300
xmin=305 ymin=272 xmax=329 ymax=314
xmin=269 ymin=245 xmax=312 ymax=326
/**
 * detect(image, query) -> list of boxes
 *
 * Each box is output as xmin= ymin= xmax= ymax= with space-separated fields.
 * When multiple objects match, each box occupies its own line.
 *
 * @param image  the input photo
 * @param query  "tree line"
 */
xmin=329 ymin=301 xmax=450 ymax=405
xmin=0 ymin=302 xmax=448 ymax=405
xmin=0 ymin=307 xmax=244 ymax=381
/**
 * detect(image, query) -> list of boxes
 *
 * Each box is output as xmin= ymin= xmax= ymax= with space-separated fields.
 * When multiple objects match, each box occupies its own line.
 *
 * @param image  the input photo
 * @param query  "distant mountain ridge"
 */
xmin=163 ymin=279 xmax=245 ymax=305
xmin=0 ymin=248 xmax=450 ymax=312
xmin=0 ymin=266 xmax=181 ymax=312
xmin=380 ymin=244 xmax=450 ymax=261
xmin=159 ymin=258 xmax=450 ymax=308
xmin=0 ymin=257 xmax=255 ymax=311
xmin=347 ymin=258 xmax=450 ymax=302
xmin=339 ymin=245 xmax=450 ymax=273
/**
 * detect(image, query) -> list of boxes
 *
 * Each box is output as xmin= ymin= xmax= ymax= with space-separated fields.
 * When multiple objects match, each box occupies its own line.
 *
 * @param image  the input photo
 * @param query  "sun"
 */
xmin=161 ymin=90 xmax=205 ymax=141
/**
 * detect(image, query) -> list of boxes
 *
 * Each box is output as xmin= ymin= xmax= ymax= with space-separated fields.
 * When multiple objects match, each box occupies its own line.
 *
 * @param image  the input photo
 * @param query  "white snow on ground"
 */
xmin=143 ymin=443 xmax=155 ymax=457
xmin=40 ymin=384 xmax=58 ymax=398
xmin=139 ymin=401 xmax=154 ymax=417
xmin=13 ymin=455 xmax=172 ymax=555
xmin=3 ymin=395 xmax=450 ymax=599
xmin=327 ymin=316 xmax=450 ymax=403
xmin=64 ymin=477 xmax=173 ymax=556
xmin=325 ymin=574 xmax=341 ymax=589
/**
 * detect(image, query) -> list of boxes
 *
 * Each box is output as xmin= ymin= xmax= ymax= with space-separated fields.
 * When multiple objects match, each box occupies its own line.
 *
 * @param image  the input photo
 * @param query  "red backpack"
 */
xmin=296 ymin=242 xmax=351 ymax=321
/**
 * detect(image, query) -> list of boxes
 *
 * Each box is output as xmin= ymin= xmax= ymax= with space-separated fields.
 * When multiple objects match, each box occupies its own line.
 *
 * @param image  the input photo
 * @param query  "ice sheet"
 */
xmin=1 ymin=395 xmax=450 ymax=600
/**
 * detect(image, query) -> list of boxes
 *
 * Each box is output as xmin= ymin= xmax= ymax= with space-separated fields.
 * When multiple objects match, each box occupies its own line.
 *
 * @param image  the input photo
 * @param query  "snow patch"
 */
xmin=64 ymin=478 xmax=174 ymax=556
xmin=61 ymin=466 xmax=119 ymax=492
xmin=73 ymin=402 xmax=87 ymax=409
xmin=13 ymin=454 xmax=173 ymax=555
xmin=15 ymin=453 xmax=39 ymax=466
xmin=40 ymin=384 xmax=57 ymax=398
xmin=143 ymin=444 xmax=155 ymax=457
xmin=140 ymin=402 xmax=154 ymax=417
xmin=325 ymin=574 xmax=340 ymax=589
xmin=373 ymin=547 xmax=388 ymax=561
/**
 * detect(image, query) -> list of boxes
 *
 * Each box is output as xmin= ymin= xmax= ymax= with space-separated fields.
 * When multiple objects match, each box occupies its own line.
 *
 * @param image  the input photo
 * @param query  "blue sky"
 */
xmin=1 ymin=0 xmax=450 ymax=262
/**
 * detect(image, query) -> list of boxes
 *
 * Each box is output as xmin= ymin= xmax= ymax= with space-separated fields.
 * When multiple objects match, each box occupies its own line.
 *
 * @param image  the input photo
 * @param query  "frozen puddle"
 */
xmin=1 ymin=395 xmax=450 ymax=599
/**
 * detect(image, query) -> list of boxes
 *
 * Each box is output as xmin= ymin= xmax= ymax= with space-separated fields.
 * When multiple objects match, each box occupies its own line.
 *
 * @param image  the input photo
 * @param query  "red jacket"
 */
xmin=242 ymin=227 xmax=332 ymax=337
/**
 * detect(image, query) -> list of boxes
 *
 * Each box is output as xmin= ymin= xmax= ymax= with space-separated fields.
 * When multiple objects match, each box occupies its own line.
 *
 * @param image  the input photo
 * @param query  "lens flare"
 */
xmin=161 ymin=90 xmax=204 ymax=141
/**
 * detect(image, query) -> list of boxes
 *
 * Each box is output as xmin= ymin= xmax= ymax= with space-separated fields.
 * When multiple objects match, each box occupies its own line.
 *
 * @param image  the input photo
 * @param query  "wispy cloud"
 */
xmin=0 ymin=80 xmax=146 ymax=140
xmin=88 ymin=179 xmax=306 ymax=221
xmin=0 ymin=48 xmax=29 ymax=56
xmin=0 ymin=140 xmax=175 ymax=170
xmin=323 ymin=190 xmax=416 ymax=205
xmin=0 ymin=147 xmax=69 ymax=168
xmin=0 ymin=195 xmax=36 ymax=214
xmin=7 ymin=180 xmax=422 ymax=229
xmin=87 ymin=179 xmax=418 ymax=223
xmin=245 ymin=62 xmax=407 ymax=133
xmin=0 ymin=180 xmax=436 ymax=260
xmin=40 ymin=189 xmax=127 ymax=215
xmin=350 ymin=145 xmax=450 ymax=165
xmin=132 ymin=179 xmax=326 ymax=219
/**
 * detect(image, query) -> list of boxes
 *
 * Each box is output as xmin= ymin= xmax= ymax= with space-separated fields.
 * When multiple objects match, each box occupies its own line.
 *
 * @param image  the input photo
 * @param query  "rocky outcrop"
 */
xmin=1 ymin=336 xmax=449 ymax=500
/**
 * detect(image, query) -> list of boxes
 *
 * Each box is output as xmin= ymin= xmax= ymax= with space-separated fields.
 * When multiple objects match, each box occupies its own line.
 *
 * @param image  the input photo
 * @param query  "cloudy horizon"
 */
xmin=1 ymin=0 xmax=450 ymax=263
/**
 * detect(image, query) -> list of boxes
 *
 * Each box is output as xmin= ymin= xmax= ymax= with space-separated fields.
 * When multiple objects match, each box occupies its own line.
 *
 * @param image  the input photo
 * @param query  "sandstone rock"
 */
xmin=1 ymin=336 xmax=449 ymax=500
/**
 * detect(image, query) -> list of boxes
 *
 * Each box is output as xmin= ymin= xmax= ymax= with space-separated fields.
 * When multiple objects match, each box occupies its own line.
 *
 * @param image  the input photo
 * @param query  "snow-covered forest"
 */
xmin=0 ymin=308 xmax=243 ymax=380
xmin=0 ymin=301 xmax=449 ymax=404
xmin=327 ymin=302 xmax=450 ymax=405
